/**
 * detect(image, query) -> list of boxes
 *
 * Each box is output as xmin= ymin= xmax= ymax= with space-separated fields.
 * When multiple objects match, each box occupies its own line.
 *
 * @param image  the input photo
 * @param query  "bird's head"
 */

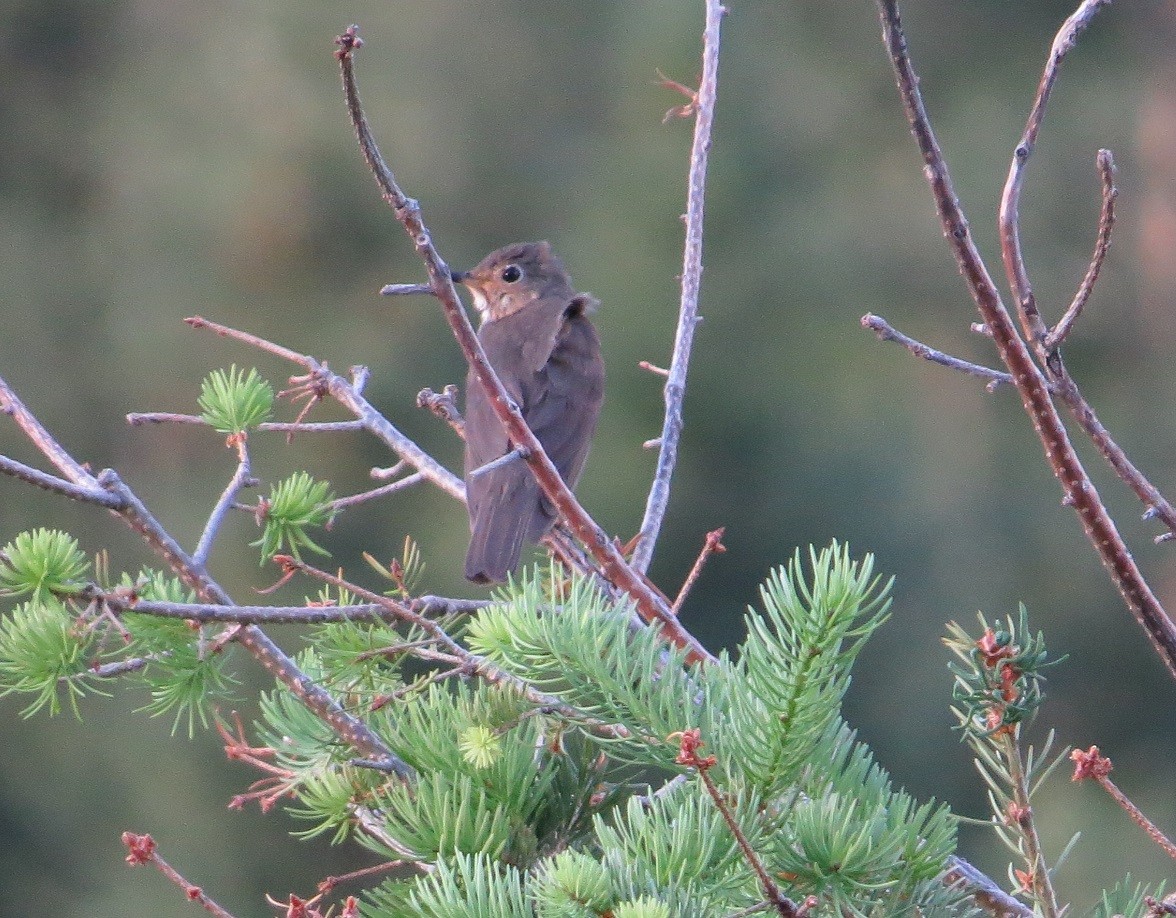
xmin=454 ymin=241 xmax=574 ymax=322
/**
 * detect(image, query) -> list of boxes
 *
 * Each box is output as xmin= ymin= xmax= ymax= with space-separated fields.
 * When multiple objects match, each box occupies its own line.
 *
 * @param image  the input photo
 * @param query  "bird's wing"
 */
xmin=522 ymin=309 xmax=604 ymax=489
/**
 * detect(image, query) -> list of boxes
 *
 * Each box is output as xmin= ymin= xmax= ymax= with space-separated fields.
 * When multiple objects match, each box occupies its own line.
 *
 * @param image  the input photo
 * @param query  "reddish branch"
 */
xmin=335 ymin=27 xmax=713 ymax=666
xmin=671 ymin=527 xmax=726 ymax=616
xmin=674 ymin=729 xmax=815 ymax=917
xmin=1071 ymin=746 xmax=1176 ymax=861
xmin=1046 ymin=149 xmax=1116 ymax=349
xmin=876 ymin=0 xmax=1176 ymax=679
xmin=123 ymin=833 xmax=238 ymax=918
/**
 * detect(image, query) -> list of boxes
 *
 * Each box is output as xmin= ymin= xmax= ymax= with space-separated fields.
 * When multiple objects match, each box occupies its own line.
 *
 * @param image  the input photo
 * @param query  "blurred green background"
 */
xmin=2 ymin=0 xmax=1175 ymax=914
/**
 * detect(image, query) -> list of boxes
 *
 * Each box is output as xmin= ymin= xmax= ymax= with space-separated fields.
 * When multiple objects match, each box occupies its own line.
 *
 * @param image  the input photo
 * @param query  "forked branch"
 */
xmin=335 ymin=27 xmax=714 ymax=665
xmin=876 ymin=0 xmax=1176 ymax=679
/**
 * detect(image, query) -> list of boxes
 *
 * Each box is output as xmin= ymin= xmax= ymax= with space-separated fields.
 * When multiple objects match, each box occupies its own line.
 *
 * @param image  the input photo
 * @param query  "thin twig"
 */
xmin=416 ymin=385 xmax=465 ymax=440
xmin=1071 ymin=746 xmax=1176 ymax=861
xmin=185 ymin=315 xmax=465 ymax=501
xmin=103 ymin=596 xmax=430 ymax=625
xmin=129 ymin=411 xmax=368 ymax=436
xmin=467 ymin=447 xmax=528 ymax=480
xmin=862 ymin=314 xmax=1019 ymax=392
xmin=876 ymin=0 xmax=1176 ymax=679
xmin=0 ymin=375 xmax=103 ymax=487
xmin=673 ymin=729 xmax=812 ymax=917
xmin=380 ymin=282 xmax=435 ymax=296
xmin=122 ymin=833 xmax=238 ymax=918
xmin=332 ymin=473 xmax=425 ymax=512
xmin=1012 ymin=147 xmax=1176 ymax=538
xmin=260 ymin=420 xmax=366 ymax=434
xmin=194 ymin=436 xmax=255 ymax=567
xmin=631 ymin=0 xmax=725 ymax=576
xmin=335 ymin=27 xmax=713 ymax=665
xmin=671 ymin=527 xmax=726 ymax=616
xmin=0 ymin=453 xmax=123 ymax=507
xmin=1046 ymin=149 xmax=1116 ymax=349
xmin=999 ymin=0 xmax=1112 ymax=346
xmin=126 ymin=411 xmax=207 ymax=426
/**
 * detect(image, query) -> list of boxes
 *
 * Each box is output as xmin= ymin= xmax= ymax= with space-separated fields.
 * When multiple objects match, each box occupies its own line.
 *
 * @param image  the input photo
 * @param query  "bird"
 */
xmin=456 ymin=241 xmax=605 ymax=584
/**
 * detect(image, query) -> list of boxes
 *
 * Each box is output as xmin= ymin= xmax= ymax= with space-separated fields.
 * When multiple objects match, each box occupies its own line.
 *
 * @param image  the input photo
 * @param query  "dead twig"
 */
xmin=876 ymin=0 xmax=1176 ymax=680
xmin=862 ymin=313 xmax=1021 ymax=393
xmin=1046 ymin=149 xmax=1116 ymax=349
xmin=631 ymin=0 xmax=726 ymax=576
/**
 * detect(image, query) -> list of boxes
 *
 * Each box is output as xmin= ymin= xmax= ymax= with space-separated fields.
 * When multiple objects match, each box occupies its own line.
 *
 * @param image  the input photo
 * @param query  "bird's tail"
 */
xmin=464 ymin=483 xmax=535 ymax=584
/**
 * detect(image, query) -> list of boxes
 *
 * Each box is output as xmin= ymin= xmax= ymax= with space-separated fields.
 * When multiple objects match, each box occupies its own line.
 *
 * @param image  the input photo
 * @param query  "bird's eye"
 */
xmin=500 ymin=265 xmax=522 ymax=283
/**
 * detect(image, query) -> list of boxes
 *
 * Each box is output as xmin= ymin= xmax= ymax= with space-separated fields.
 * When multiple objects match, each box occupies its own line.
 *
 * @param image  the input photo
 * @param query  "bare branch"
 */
xmin=380 ymin=282 xmax=434 ymax=297
xmin=1046 ymin=149 xmax=1117 ymax=349
xmin=332 ymin=473 xmax=425 ymax=513
xmin=185 ymin=314 xmax=465 ymax=502
xmin=0 ymin=452 xmax=124 ymax=508
xmin=93 ymin=592 xmax=486 ymax=625
xmin=862 ymin=314 xmax=1018 ymax=392
xmin=194 ymin=436 xmax=256 ymax=567
xmin=876 ymin=0 xmax=1176 ymax=679
xmin=126 ymin=411 xmax=206 ymax=426
xmin=631 ymin=0 xmax=725 ymax=576
xmin=0 ymin=375 xmax=103 ymax=487
xmin=335 ymin=27 xmax=714 ymax=665
xmin=999 ymin=0 xmax=1113 ymax=346
xmin=670 ymin=527 xmax=726 ymax=616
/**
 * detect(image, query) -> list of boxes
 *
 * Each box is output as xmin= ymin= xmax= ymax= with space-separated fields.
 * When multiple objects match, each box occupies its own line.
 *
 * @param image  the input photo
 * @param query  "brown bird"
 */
xmin=457 ymin=242 xmax=605 ymax=584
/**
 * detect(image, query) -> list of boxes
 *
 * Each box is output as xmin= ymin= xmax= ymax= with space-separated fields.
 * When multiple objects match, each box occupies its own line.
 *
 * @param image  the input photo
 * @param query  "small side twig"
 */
xmin=0 ymin=453 xmax=123 ymax=507
xmin=673 ymin=729 xmax=814 ymax=917
xmin=1071 ymin=746 xmax=1176 ymax=861
xmin=1046 ymin=149 xmax=1116 ymax=349
xmin=185 ymin=315 xmax=465 ymax=502
xmin=999 ymin=0 xmax=1113 ymax=346
xmin=670 ymin=527 xmax=726 ymax=616
xmin=380 ymin=282 xmax=434 ymax=296
xmin=862 ymin=314 xmax=1020 ymax=392
xmin=194 ymin=435 xmax=255 ymax=567
xmin=416 ymin=385 xmax=465 ymax=440
xmin=331 ymin=473 xmax=425 ymax=513
xmin=467 ymin=447 xmax=529 ymax=480
xmin=123 ymin=833 xmax=238 ymax=918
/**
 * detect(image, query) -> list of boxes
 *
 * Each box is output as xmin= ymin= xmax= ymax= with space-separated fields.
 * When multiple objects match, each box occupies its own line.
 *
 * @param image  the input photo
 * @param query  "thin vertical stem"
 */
xmin=632 ymin=0 xmax=725 ymax=575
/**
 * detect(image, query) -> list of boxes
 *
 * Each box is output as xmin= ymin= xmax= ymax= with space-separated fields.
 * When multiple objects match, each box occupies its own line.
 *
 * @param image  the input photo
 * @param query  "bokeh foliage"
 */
xmin=2 ymin=0 xmax=1175 ymax=914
